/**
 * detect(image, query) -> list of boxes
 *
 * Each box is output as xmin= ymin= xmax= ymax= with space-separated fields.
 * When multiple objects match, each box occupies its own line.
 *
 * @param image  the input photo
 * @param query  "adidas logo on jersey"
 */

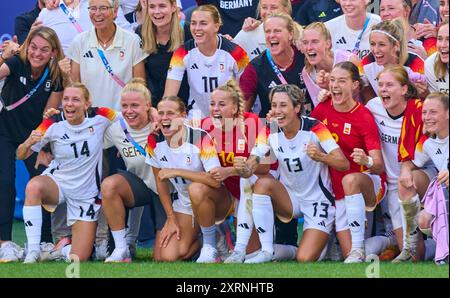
xmin=60 ymin=133 xmax=70 ymax=140
xmin=250 ymin=48 xmax=261 ymax=56
xmin=83 ymin=50 xmax=94 ymax=58
xmin=336 ymin=37 xmax=347 ymax=44
xmin=349 ymin=221 xmax=360 ymax=227
xmin=160 ymin=155 xmax=168 ymax=162
xmin=123 ymin=138 xmax=130 ymax=143
xmin=276 ymin=146 xmax=284 ymax=153
xmin=436 ymin=78 xmax=446 ymax=83
xmin=238 ymin=223 xmax=250 ymax=230
xmin=318 ymin=220 xmax=326 ymax=227
xmin=24 ymin=220 xmax=33 ymax=227
xmin=318 ymin=11 xmax=326 ymax=18
xmin=190 ymin=63 xmax=199 ymax=70
xmin=379 ymin=121 xmax=385 ymax=126
xmin=435 ymin=148 xmax=442 ymax=155
xmin=256 ymin=227 xmax=266 ymax=234
xmin=268 ymin=81 xmax=277 ymax=89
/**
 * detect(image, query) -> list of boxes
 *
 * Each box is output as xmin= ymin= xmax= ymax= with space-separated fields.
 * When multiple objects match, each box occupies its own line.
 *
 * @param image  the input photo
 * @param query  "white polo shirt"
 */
xmin=68 ymin=25 xmax=148 ymax=110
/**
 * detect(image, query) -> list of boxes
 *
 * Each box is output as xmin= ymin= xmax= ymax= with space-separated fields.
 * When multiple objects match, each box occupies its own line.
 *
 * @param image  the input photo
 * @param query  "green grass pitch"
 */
xmin=0 ymin=220 xmax=447 ymax=278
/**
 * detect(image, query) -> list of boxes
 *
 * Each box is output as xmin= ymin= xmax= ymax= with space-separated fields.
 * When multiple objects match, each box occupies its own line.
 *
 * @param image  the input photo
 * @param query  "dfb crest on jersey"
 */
xmin=219 ymin=63 xmax=225 ymax=72
xmin=89 ymin=126 xmax=94 ymax=134
xmin=186 ymin=155 xmax=192 ymax=165
xmin=119 ymin=50 xmax=125 ymax=60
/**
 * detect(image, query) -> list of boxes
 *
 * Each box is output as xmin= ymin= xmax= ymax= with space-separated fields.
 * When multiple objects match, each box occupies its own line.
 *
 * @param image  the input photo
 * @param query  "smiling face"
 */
xmin=147 ymin=0 xmax=176 ymax=28
xmin=378 ymin=71 xmax=408 ymax=113
xmin=270 ymin=92 xmax=300 ymax=129
xmin=209 ymin=89 xmax=238 ymax=129
xmin=422 ymin=97 xmax=449 ymax=137
xmin=302 ymin=28 xmax=331 ymax=66
xmin=264 ymin=17 xmax=293 ymax=56
xmin=88 ymin=0 xmax=117 ymax=30
xmin=62 ymin=87 xmax=90 ymax=125
xmin=369 ymin=32 xmax=399 ymax=65
xmin=260 ymin=0 xmax=288 ymax=21
xmin=121 ymin=91 xmax=151 ymax=129
xmin=27 ymin=36 xmax=56 ymax=70
xmin=157 ymin=100 xmax=186 ymax=138
xmin=329 ymin=67 xmax=359 ymax=106
xmin=441 ymin=0 xmax=449 ymax=22
xmin=340 ymin=0 xmax=369 ymax=18
xmin=190 ymin=10 xmax=220 ymax=46
xmin=437 ymin=23 xmax=449 ymax=64
xmin=380 ymin=0 xmax=409 ymax=21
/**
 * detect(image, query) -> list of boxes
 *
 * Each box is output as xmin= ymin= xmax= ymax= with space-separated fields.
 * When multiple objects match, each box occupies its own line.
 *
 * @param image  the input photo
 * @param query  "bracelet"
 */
xmin=366 ymin=156 xmax=374 ymax=168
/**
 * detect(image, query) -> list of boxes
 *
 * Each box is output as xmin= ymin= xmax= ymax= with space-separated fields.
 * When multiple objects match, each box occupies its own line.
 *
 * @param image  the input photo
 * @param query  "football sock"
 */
xmin=23 ymin=205 xmax=43 ymax=252
xmin=344 ymin=193 xmax=366 ymax=250
xmin=252 ymin=194 xmax=274 ymax=254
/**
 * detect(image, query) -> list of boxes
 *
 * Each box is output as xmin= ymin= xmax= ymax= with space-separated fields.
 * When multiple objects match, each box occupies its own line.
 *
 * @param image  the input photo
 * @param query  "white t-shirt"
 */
xmin=234 ymin=24 xmax=266 ymax=61
xmin=167 ymin=35 xmax=249 ymax=119
xmin=325 ymin=13 xmax=381 ymax=60
xmin=32 ymin=107 xmax=117 ymax=200
xmin=68 ymin=26 xmax=148 ymax=110
xmin=104 ymin=119 xmax=158 ymax=193
xmin=366 ymin=97 xmax=402 ymax=188
xmin=425 ymin=52 xmax=450 ymax=94
xmin=145 ymin=125 xmax=221 ymax=210
xmin=251 ymin=117 xmax=338 ymax=203
xmin=413 ymin=135 xmax=449 ymax=171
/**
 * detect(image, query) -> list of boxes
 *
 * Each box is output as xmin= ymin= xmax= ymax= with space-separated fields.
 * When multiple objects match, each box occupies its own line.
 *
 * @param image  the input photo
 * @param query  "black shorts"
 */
xmin=116 ymin=170 xmax=166 ymax=231
xmin=275 ymin=217 xmax=298 ymax=247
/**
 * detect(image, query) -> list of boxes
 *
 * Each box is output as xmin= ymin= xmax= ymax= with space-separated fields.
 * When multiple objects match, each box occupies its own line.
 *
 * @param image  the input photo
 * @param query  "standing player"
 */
xmin=17 ymin=83 xmax=117 ymax=263
xmin=425 ymin=21 xmax=449 ymax=94
xmin=311 ymin=62 xmax=387 ymax=263
xmin=236 ymin=84 xmax=349 ymax=263
xmin=325 ymin=0 xmax=381 ymax=60
xmin=394 ymin=92 xmax=449 ymax=262
xmin=164 ymin=4 xmax=249 ymax=120
xmin=146 ymin=96 xmax=233 ymax=262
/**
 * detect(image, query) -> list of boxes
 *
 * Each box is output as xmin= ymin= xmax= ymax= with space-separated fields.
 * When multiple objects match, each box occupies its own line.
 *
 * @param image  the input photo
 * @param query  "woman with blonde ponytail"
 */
xmin=100 ymin=78 xmax=164 ymax=262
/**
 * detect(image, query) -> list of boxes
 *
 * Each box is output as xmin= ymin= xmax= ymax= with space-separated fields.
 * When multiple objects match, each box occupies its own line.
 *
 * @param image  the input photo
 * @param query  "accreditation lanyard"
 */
xmin=266 ymin=50 xmax=288 ymax=85
xmin=119 ymin=117 xmax=146 ymax=156
xmin=59 ymin=2 xmax=83 ymax=33
xmin=96 ymin=48 xmax=126 ymax=88
xmin=2 ymin=67 xmax=49 ymax=111
xmin=352 ymin=16 xmax=371 ymax=55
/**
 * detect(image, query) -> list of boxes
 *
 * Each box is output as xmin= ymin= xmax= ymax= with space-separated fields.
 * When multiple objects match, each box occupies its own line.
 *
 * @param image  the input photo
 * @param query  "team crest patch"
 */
xmin=219 ymin=63 xmax=225 ymax=72
xmin=186 ymin=155 xmax=192 ymax=165
xmin=343 ymin=123 xmax=351 ymax=135
xmin=119 ymin=50 xmax=125 ymax=60
xmin=89 ymin=126 xmax=94 ymax=134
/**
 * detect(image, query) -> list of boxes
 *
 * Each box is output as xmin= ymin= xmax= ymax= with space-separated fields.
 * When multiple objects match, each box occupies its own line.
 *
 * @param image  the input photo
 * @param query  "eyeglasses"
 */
xmin=88 ymin=6 xmax=113 ymax=13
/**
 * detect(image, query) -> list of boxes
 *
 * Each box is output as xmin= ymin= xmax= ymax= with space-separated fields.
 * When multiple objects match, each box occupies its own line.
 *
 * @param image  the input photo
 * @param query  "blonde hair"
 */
xmin=141 ymin=0 xmax=184 ymax=55
xmin=370 ymin=19 xmax=408 ymax=66
xmin=257 ymin=0 xmax=292 ymax=19
xmin=159 ymin=95 xmax=186 ymax=113
xmin=20 ymin=26 xmax=64 ymax=84
xmin=64 ymin=82 xmax=91 ymax=103
xmin=377 ymin=65 xmax=418 ymax=99
xmin=303 ymin=22 xmax=333 ymax=73
xmin=192 ymin=4 xmax=223 ymax=26
xmin=214 ymin=79 xmax=247 ymax=141
xmin=435 ymin=21 xmax=449 ymax=80
xmin=426 ymin=92 xmax=449 ymax=111
xmin=264 ymin=12 xmax=302 ymax=42
xmin=121 ymin=78 xmax=152 ymax=104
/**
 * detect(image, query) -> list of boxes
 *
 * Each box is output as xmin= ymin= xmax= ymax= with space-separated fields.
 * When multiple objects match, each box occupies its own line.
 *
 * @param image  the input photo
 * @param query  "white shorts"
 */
xmin=42 ymin=174 xmax=101 ymax=226
xmin=172 ymin=193 xmax=193 ymax=217
xmin=384 ymin=187 xmax=402 ymax=230
xmin=335 ymin=172 xmax=386 ymax=232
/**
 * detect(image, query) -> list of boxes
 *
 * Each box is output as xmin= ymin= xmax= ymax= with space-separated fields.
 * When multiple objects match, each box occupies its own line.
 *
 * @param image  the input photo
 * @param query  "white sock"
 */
xmin=273 ymin=244 xmax=297 ymax=261
xmin=344 ymin=193 xmax=366 ymax=250
xmin=365 ymin=236 xmax=390 ymax=256
xmin=252 ymin=194 xmax=274 ymax=254
xmin=23 ymin=205 xmax=43 ymax=252
xmin=399 ymin=194 xmax=420 ymax=250
xmin=200 ymin=225 xmax=216 ymax=248
xmin=62 ymin=244 xmax=72 ymax=260
xmin=234 ymin=178 xmax=255 ymax=253
xmin=111 ymin=229 xmax=127 ymax=249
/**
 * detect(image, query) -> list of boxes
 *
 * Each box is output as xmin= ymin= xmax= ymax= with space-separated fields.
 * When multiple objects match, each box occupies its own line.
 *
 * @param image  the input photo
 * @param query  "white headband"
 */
xmin=371 ymin=30 xmax=399 ymax=43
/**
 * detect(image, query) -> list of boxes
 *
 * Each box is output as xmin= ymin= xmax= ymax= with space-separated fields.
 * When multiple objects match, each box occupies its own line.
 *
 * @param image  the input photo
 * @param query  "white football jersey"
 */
xmin=145 ymin=125 xmax=221 ymax=209
xmin=234 ymin=24 xmax=266 ymax=61
xmin=425 ymin=52 xmax=450 ymax=94
xmin=325 ymin=13 xmax=380 ymax=60
xmin=167 ymin=35 xmax=249 ymax=118
xmin=32 ymin=107 xmax=117 ymax=200
xmin=413 ymin=135 xmax=449 ymax=171
xmin=104 ymin=119 xmax=157 ymax=194
xmin=251 ymin=117 xmax=338 ymax=204
xmin=366 ymin=97 xmax=402 ymax=188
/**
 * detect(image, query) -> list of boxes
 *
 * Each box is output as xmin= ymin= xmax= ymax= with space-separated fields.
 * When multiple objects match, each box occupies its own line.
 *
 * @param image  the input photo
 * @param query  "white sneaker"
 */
xmin=392 ymin=248 xmax=415 ymax=263
xmin=23 ymin=250 xmax=41 ymax=264
xmin=196 ymin=245 xmax=218 ymax=263
xmin=105 ymin=247 xmax=132 ymax=263
xmin=344 ymin=248 xmax=365 ymax=263
xmin=244 ymin=250 xmax=273 ymax=264
xmin=216 ymin=222 xmax=233 ymax=261
xmin=93 ymin=239 xmax=110 ymax=260
xmin=0 ymin=242 xmax=24 ymax=263
xmin=224 ymin=250 xmax=245 ymax=264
